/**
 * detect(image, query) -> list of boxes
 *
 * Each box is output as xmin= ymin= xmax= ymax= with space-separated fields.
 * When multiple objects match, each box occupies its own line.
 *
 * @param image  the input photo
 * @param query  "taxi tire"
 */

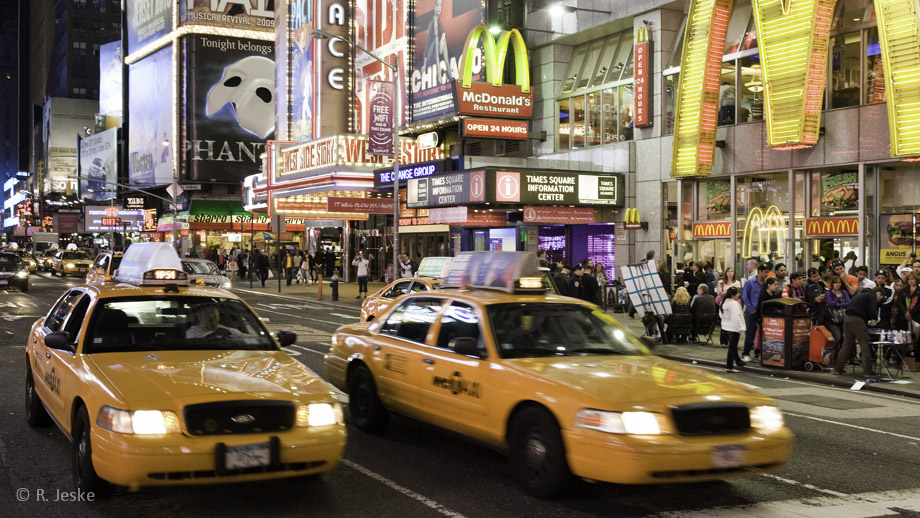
xmin=509 ymin=408 xmax=573 ymax=498
xmin=73 ymin=406 xmax=113 ymax=498
xmin=25 ymin=366 xmax=52 ymax=427
xmin=348 ymin=366 xmax=389 ymax=432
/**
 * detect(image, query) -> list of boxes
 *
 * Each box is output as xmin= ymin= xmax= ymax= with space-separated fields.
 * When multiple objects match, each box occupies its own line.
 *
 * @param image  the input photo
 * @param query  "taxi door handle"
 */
xmin=372 ymin=344 xmax=381 ymax=351
xmin=46 ymin=351 xmax=51 ymax=359
xmin=423 ymin=358 xmax=435 ymax=365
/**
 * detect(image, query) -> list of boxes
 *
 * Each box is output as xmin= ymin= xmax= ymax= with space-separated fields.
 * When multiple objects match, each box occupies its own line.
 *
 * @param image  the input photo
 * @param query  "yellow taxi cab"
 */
xmin=86 ymin=251 xmax=125 ymax=283
xmin=26 ymin=243 xmax=345 ymax=496
xmin=359 ymin=257 xmax=451 ymax=322
xmin=51 ymin=249 xmax=93 ymax=277
xmin=327 ymin=252 xmax=793 ymax=497
xmin=12 ymin=249 xmax=38 ymax=273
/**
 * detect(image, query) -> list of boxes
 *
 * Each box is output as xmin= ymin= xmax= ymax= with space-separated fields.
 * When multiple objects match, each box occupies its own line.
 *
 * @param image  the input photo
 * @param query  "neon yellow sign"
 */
xmin=875 ymin=0 xmax=920 ymax=159
xmin=671 ymin=0 xmax=733 ymax=177
xmin=752 ymin=0 xmax=835 ymax=149
xmin=742 ymin=205 xmax=787 ymax=259
xmin=460 ymin=24 xmax=530 ymax=93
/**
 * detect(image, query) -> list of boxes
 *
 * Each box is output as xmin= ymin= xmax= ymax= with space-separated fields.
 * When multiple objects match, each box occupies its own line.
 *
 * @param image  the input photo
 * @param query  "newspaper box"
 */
xmin=760 ymin=298 xmax=811 ymax=369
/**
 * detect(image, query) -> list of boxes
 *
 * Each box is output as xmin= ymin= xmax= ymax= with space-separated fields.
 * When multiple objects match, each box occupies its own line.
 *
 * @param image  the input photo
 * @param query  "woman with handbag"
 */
xmin=825 ymin=276 xmax=851 ymax=353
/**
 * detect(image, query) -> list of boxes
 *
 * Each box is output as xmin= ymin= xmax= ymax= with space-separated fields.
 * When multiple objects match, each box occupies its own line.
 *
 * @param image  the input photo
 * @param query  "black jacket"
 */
xmin=846 ymin=289 xmax=879 ymax=322
xmin=681 ymin=270 xmax=706 ymax=294
xmin=805 ymin=279 xmax=828 ymax=322
xmin=894 ymin=286 xmax=920 ymax=331
xmin=571 ymin=273 xmax=601 ymax=305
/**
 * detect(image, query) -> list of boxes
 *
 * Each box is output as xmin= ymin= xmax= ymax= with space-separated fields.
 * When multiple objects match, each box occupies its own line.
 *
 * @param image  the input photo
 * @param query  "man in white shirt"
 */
xmin=353 ymin=251 xmax=370 ymax=299
xmin=856 ymin=266 xmax=877 ymax=291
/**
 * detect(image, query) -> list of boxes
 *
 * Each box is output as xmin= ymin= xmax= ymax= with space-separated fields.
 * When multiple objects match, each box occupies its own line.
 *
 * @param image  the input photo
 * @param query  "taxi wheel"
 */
xmin=509 ymin=408 xmax=572 ymax=498
xmin=348 ymin=366 xmax=389 ymax=432
xmin=25 ymin=366 xmax=52 ymax=427
xmin=72 ymin=407 xmax=113 ymax=498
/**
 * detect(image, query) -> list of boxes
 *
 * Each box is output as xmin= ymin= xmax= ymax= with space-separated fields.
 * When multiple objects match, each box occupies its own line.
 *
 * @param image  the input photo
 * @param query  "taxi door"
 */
xmin=370 ymin=297 xmax=443 ymax=416
xmin=416 ymin=301 xmax=491 ymax=437
xmin=33 ymin=289 xmax=86 ymax=423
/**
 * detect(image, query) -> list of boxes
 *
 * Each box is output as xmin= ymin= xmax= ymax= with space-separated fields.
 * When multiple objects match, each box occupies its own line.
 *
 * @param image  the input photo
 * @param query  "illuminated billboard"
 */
xmin=126 ymin=0 xmax=173 ymax=54
xmin=180 ymin=0 xmax=275 ymax=31
xmin=99 ymin=41 xmax=123 ymax=119
xmin=185 ymin=35 xmax=275 ymax=183
xmin=875 ymin=0 xmax=920 ymax=159
xmin=276 ymin=0 xmax=314 ymax=142
xmin=128 ymin=46 xmax=174 ymax=187
xmin=79 ymin=127 xmax=118 ymax=202
xmin=410 ymin=0 xmax=484 ymax=123
xmin=354 ymin=0 xmax=409 ymax=131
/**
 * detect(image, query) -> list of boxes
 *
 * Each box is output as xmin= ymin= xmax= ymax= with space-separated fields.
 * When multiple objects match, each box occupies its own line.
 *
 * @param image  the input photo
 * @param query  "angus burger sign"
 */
xmin=455 ymin=24 xmax=532 ymax=119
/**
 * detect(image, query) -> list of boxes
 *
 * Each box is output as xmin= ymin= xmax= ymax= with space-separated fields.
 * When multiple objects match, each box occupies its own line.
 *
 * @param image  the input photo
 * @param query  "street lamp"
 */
xmin=312 ymin=28 xmax=401 ymax=281
xmin=162 ymin=138 xmax=179 ymax=248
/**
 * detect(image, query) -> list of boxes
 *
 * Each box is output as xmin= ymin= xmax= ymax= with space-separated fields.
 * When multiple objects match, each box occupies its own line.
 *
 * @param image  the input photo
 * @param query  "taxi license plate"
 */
xmin=711 ymin=445 xmax=745 ymax=468
xmin=224 ymin=442 xmax=271 ymax=470
xmin=79 ymin=268 xmax=87 ymax=272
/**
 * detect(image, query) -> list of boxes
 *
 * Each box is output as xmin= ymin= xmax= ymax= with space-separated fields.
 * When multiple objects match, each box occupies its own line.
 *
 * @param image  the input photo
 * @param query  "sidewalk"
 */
xmin=230 ymin=277 xmax=919 ymax=399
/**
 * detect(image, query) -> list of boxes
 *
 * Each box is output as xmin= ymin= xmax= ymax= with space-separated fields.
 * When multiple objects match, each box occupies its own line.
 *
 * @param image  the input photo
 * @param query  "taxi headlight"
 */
xmin=221 ymin=280 xmax=232 ymax=289
xmin=575 ymin=409 xmax=662 ymax=435
xmin=65 ymin=262 xmax=75 ymax=269
xmin=750 ymin=405 xmax=784 ymax=434
xmin=96 ymin=406 xmax=181 ymax=435
xmin=296 ymin=402 xmax=343 ymax=427
xmin=16 ymin=269 xmax=29 ymax=278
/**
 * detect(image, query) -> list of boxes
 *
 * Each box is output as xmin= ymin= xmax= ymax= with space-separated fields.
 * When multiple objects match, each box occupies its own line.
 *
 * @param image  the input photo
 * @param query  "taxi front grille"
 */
xmin=670 ymin=403 xmax=750 ymax=436
xmin=148 ymin=461 xmax=326 ymax=480
xmin=651 ymin=462 xmax=781 ymax=479
xmin=184 ymin=401 xmax=296 ymax=436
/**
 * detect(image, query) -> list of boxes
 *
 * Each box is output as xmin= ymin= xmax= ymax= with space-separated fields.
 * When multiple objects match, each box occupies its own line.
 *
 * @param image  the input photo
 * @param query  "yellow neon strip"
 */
xmin=671 ymin=0 xmax=733 ymax=178
xmin=875 ymin=0 xmax=920 ymax=158
xmin=752 ymin=0 xmax=835 ymax=148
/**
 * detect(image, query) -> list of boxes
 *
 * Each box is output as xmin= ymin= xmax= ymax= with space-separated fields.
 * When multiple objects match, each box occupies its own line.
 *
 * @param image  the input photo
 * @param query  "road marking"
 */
xmin=342 ymin=459 xmax=467 ymax=518
xmin=331 ymin=313 xmax=356 ymax=319
xmin=660 ymin=487 xmax=920 ymax=517
xmin=290 ymin=344 xmax=323 ymax=356
xmin=783 ymin=411 xmax=920 ymax=442
xmin=255 ymin=307 xmax=346 ymax=327
xmin=759 ymin=473 xmax=849 ymax=497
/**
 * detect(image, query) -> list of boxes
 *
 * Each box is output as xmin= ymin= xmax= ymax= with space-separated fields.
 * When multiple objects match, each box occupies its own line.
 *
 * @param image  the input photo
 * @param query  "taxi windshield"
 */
xmin=487 ymin=303 xmax=647 ymax=358
xmin=183 ymin=260 xmax=219 ymax=275
xmin=110 ymin=255 xmax=123 ymax=272
xmin=0 ymin=255 xmax=21 ymax=268
xmin=63 ymin=251 xmax=91 ymax=260
xmin=84 ymin=296 xmax=276 ymax=353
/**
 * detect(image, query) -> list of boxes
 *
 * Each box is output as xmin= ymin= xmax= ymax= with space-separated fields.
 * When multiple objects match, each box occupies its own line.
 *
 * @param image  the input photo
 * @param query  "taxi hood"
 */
xmin=88 ymin=350 xmax=333 ymax=405
xmin=502 ymin=355 xmax=764 ymax=409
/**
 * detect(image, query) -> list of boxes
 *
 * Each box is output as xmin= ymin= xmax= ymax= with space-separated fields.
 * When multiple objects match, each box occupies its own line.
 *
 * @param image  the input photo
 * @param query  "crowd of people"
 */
xmin=543 ymin=249 xmax=612 ymax=307
xmin=656 ymin=255 xmax=919 ymax=377
xmin=195 ymin=246 xmax=345 ymax=288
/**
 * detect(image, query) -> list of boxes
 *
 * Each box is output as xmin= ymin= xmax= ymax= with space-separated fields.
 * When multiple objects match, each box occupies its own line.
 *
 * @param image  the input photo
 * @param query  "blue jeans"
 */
xmin=743 ymin=310 xmax=757 ymax=356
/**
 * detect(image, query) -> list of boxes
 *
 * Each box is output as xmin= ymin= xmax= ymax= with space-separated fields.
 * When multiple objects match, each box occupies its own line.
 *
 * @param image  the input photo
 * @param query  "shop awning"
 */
xmin=189 ymin=200 xmax=252 ymax=216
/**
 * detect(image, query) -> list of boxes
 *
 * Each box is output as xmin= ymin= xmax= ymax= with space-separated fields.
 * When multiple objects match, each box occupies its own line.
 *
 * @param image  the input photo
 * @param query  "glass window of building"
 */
xmin=832 ymin=0 xmax=876 ymax=32
xmin=724 ymin=0 xmax=754 ymax=53
xmin=830 ymin=31 xmax=861 ymax=108
xmin=865 ymin=27 xmax=885 ymax=104
xmin=739 ymin=55 xmax=763 ymax=122
xmin=736 ymin=174 xmax=789 ymax=262
xmin=663 ymin=73 xmax=677 ymax=135
xmin=558 ymin=98 xmax=570 ymax=150
xmin=557 ymin=29 xmax=635 ymax=151
xmin=696 ymin=180 xmax=732 ymax=221
xmin=718 ymin=62 xmax=737 ymax=126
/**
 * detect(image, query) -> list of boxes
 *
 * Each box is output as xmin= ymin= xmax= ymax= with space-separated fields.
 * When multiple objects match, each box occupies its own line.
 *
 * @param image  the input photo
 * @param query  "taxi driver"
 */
xmin=186 ymin=304 xmax=243 ymax=339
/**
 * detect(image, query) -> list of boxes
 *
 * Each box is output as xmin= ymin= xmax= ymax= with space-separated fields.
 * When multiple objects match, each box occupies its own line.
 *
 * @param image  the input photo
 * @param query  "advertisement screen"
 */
xmin=99 ymin=41 xmax=123 ymax=118
xmin=355 ymin=0 xmax=409 ymax=130
xmin=180 ymin=0 xmax=275 ymax=31
xmin=126 ymin=0 xmax=173 ymax=54
xmin=185 ymin=35 xmax=275 ymax=182
xmin=128 ymin=46 xmax=173 ymax=187
xmin=84 ymin=206 xmax=145 ymax=232
xmin=410 ymin=0 xmax=483 ymax=123
xmin=79 ymin=128 xmax=118 ymax=201
xmin=283 ymin=0 xmax=313 ymax=142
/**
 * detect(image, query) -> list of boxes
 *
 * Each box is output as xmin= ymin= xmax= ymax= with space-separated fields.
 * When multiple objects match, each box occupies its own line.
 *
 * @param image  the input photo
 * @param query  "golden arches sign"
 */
xmin=624 ymin=208 xmax=642 ymax=229
xmin=692 ymin=222 xmax=732 ymax=238
xmin=742 ymin=205 xmax=787 ymax=259
xmin=804 ymin=217 xmax=859 ymax=237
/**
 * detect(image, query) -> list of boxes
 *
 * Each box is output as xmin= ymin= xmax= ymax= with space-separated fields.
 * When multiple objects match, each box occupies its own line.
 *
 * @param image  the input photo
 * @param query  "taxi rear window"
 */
xmin=84 ymin=296 xmax=276 ymax=353
xmin=486 ymin=303 xmax=647 ymax=358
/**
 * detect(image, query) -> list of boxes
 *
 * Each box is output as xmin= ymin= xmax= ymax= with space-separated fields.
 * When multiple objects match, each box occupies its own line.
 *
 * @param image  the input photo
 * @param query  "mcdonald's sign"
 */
xmin=693 ymin=221 xmax=732 ymax=239
xmin=624 ymin=208 xmax=643 ymax=230
xmin=634 ymin=27 xmax=652 ymax=128
xmin=742 ymin=205 xmax=787 ymax=258
xmin=457 ymin=25 xmax=533 ymax=119
xmin=805 ymin=217 xmax=859 ymax=237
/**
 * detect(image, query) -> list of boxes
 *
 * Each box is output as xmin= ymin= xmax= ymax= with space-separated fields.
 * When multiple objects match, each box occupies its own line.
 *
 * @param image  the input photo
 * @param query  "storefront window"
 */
xmin=587 ymin=92 xmax=601 ymax=146
xmin=571 ymin=95 xmax=585 ymax=149
xmin=664 ymin=73 xmax=677 ymax=135
xmin=577 ymin=40 xmax=606 ymax=91
xmin=865 ymin=27 xmax=885 ymax=104
xmin=619 ymin=85 xmax=634 ymax=141
xmin=558 ymin=99 xmax=570 ymax=150
xmin=591 ymin=34 xmax=621 ymax=87
xmin=561 ymin=45 xmax=588 ymax=94
xmin=718 ymin=61 xmax=737 ymax=126
xmin=724 ymin=0 xmax=753 ymax=53
xmin=739 ymin=55 xmax=763 ymax=122
xmin=609 ymin=30 xmax=634 ymax=82
xmin=830 ymin=32 xmax=861 ymax=108
xmin=697 ymin=180 xmax=731 ymax=221
xmin=879 ymin=164 xmax=920 ymax=264
xmin=736 ymin=174 xmax=789 ymax=262
xmin=832 ymin=0 xmax=875 ymax=32
xmin=810 ymin=170 xmax=859 ymax=218
xmin=601 ymin=88 xmax=618 ymax=144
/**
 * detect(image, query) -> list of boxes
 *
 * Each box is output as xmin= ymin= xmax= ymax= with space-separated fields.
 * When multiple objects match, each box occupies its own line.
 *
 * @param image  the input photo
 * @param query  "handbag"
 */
xmin=828 ymin=307 xmax=846 ymax=325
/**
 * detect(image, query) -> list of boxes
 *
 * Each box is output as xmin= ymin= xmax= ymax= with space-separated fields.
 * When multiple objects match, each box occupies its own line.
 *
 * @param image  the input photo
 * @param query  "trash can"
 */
xmin=760 ymin=298 xmax=811 ymax=369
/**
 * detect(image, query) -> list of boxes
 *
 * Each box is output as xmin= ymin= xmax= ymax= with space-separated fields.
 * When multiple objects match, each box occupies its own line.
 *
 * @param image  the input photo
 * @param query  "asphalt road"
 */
xmin=2 ymin=273 xmax=920 ymax=517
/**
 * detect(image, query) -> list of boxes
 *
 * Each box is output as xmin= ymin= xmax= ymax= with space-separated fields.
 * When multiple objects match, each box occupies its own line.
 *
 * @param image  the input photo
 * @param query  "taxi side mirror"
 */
xmin=45 ymin=332 xmax=74 ymax=352
xmin=276 ymin=330 xmax=297 ymax=347
xmin=449 ymin=337 xmax=485 ymax=359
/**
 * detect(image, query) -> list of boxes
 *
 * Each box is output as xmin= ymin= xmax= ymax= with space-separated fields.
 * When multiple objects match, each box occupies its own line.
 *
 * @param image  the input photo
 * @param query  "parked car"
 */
xmin=181 ymin=258 xmax=233 ymax=289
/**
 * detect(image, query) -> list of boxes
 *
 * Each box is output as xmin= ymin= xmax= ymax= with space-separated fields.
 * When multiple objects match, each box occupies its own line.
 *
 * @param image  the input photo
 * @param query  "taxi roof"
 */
xmin=79 ymin=281 xmax=245 ymax=300
xmin=425 ymin=287 xmax=586 ymax=307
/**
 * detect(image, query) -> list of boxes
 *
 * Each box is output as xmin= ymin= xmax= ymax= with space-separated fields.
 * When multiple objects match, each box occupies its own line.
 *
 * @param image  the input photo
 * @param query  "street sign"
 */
xmin=165 ymin=183 xmax=184 ymax=199
xmin=181 ymin=183 xmax=202 ymax=191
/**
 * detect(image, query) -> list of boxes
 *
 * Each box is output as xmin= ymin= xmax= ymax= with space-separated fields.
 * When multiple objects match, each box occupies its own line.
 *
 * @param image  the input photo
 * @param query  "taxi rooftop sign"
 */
xmin=441 ymin=252 xmax=544 ymax=294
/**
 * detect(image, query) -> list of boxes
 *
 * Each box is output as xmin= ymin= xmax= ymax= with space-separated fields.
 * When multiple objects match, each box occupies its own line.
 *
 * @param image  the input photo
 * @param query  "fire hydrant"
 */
xmin=330 ymin=269 xmax=340 ymax=301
